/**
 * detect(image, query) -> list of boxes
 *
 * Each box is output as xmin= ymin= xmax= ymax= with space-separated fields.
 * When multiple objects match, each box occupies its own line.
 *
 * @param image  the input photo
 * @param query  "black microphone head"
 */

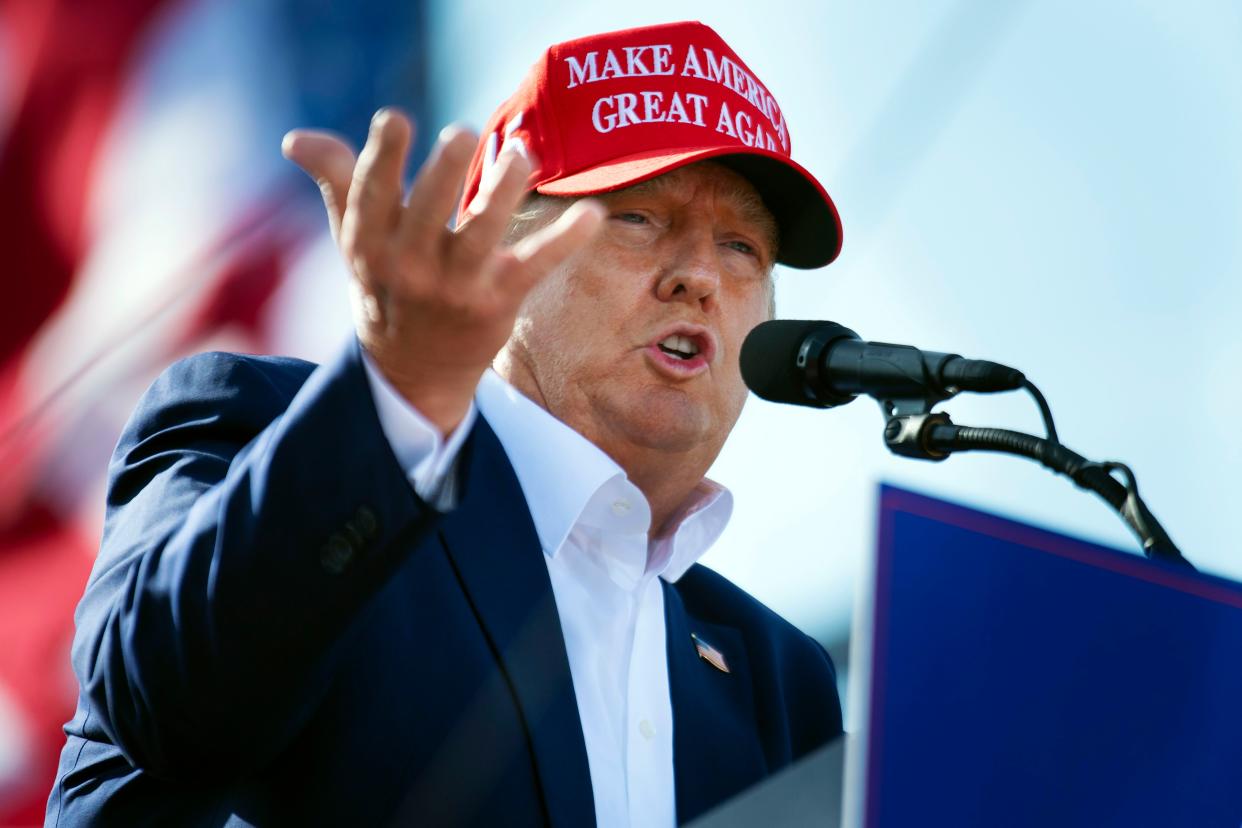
xmin=740 ymin=320 xmax=859 ymax=408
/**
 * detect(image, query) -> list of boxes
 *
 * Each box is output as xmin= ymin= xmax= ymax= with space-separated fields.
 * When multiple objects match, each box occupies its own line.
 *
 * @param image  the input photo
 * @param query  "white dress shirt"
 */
xmin=362 ymin=357 xmax=733 ymax=828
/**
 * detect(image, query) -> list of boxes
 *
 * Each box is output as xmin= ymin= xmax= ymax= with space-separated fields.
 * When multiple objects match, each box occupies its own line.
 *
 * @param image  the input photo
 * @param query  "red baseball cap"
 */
xmin=458 ymin=21 xmax=842 ymax=268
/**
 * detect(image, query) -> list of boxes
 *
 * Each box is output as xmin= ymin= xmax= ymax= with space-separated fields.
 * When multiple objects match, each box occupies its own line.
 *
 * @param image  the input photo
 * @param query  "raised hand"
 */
xmin=282 ymin=109 xmax=604 ymax=435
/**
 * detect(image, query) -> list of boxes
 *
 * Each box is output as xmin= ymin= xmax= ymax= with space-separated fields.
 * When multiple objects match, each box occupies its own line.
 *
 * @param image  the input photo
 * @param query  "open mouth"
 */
xmin=646 ymin=327 xmax=715 ymax=378
xmin=656 ymin=334 xmax=702 ymax=361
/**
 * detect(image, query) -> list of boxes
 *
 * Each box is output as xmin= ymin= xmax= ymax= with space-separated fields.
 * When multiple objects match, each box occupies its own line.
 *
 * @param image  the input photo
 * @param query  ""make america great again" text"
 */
xmin=562 ymin=42 xmax=790 ymax=153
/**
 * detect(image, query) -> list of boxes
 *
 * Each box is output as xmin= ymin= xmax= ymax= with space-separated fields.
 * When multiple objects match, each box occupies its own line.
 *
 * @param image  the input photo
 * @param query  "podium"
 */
xmin=687 ymin=738 xmax=844 ymax=827
xmin=695 ymin=485 xmax=1242 ymax=826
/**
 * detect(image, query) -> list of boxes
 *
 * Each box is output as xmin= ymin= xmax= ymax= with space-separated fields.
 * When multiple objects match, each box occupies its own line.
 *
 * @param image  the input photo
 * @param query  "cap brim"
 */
xmin=536 ymin=146 xmax=842 ymax=269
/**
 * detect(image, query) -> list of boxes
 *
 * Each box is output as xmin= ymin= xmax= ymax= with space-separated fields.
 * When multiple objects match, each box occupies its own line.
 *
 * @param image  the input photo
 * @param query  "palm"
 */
xmin=282 ymin=110 xmax=603 ymax=433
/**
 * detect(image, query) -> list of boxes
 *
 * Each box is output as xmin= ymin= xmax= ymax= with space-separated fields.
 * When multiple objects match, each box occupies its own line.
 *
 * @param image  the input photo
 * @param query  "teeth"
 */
xmin=659 ymin=335 xmax=700 ymax=356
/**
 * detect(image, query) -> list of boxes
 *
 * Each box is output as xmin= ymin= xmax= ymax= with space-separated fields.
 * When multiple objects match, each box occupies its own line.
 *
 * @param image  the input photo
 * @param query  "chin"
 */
xmin=612 ymin=385 xmax=716 ymax=452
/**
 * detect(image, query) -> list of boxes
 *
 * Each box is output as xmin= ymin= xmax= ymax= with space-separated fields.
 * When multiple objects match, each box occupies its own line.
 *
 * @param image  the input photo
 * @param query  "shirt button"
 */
xmin=611 ymin=499 xmax=631 ymax=516
xmin=638 ymin=719 xmax=656 ymax=740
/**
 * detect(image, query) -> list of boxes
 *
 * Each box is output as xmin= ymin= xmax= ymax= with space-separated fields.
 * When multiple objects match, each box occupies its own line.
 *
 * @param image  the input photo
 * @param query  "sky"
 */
xmin=424 ymin=0 xmax=1242 ymax=657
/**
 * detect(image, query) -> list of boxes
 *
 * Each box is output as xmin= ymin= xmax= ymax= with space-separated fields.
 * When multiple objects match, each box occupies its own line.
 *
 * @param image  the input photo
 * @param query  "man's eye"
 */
xmin=614 ymin=212 xmax=648 ymax=224
xmin=725 ymin=239 xmax=756 ymax=256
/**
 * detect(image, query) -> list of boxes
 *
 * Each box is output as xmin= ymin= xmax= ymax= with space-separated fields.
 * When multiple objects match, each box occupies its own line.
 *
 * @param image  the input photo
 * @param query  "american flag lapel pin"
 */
xmin=691 ymin=632 xmax=730 ymax=674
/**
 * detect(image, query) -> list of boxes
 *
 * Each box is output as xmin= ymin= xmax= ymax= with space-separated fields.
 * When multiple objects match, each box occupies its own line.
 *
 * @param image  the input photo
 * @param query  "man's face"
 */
xmin=501 ymin=161 xmax=777 ymax=465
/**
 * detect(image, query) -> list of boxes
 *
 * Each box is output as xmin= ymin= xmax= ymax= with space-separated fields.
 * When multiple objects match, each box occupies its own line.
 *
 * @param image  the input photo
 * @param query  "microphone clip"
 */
xmin=882 ymin=410 xmax=954 ymax=461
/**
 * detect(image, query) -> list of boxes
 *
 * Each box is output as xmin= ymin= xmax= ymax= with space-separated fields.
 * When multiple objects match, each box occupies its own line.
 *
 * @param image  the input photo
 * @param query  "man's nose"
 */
xmin=655 ymin=230 xmax=720 ymax=308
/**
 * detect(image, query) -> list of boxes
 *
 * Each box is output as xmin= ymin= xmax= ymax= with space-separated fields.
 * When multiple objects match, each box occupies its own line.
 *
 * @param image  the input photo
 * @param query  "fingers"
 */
xmin=449 ymin=149 xmax=533 ymax=273
xmin=342 ymin=109 xmax=413 ymax=259
xmin=509 ymin=199 xmax=606 ymax=290
xmin=282 ymin=129 xmax=356 ymax=241
xmin=399 ymin=124 xmax=478 ymax=248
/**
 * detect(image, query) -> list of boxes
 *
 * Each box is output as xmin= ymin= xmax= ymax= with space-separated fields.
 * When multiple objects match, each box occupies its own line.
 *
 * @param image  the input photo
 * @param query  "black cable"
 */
xmin=1099 ymin=461 xmax=1160 ymax=556
xmin=1021 ymin=379 xmax=1058 ymax=443
xmin=1101 ymin=461 xmax=1138 ymax=494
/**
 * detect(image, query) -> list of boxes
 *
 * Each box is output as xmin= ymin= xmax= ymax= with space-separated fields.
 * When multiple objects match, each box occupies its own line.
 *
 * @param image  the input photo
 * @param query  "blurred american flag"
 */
xmin=0 ymin=0 xmax=427 ymax=821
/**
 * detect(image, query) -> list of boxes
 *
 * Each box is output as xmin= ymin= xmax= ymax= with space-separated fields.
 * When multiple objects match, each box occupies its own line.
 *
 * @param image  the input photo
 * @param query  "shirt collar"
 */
xmin=653 ymin=479 xmax=732 ymax=582
xmin=475 ymin=370 xmax=732 ymax=581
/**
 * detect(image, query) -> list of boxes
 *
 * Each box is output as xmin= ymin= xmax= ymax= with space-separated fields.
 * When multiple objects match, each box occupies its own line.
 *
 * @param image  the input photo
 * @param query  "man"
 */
xmin=48 ymin=20 xmax=844 ymax=827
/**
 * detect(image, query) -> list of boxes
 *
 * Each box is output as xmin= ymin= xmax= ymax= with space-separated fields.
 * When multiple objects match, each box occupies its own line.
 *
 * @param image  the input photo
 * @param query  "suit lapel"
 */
xmin=664 ymin=580 xmax=768 ymax=824
xmin=438 ymin=417 xmax=595 ymax=828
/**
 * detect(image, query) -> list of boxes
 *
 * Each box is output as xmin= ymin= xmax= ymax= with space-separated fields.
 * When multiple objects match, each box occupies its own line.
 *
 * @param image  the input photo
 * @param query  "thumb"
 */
xmin=282 ymin=129 xmax=357 ymax=241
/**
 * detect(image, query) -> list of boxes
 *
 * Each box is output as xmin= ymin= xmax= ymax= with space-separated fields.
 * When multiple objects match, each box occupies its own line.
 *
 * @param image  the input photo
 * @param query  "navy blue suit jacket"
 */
xmin=47 ymin=340 xmax=842 ymax=826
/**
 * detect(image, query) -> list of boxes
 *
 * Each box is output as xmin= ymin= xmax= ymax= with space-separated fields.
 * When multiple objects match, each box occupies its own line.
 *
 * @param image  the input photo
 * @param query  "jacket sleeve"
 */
xmin=71 ymin=338 xmax=444 ymax=781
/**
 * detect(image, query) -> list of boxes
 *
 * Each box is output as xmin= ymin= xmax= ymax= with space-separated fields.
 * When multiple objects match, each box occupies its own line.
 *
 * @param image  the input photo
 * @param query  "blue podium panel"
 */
xmin=864 ymin=485 xmax=1242 ymax=827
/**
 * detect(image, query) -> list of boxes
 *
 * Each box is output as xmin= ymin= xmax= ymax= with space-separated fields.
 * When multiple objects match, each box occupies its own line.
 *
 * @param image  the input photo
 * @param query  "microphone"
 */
xmin=739 ymin=320 xmax=1025 ymax=409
